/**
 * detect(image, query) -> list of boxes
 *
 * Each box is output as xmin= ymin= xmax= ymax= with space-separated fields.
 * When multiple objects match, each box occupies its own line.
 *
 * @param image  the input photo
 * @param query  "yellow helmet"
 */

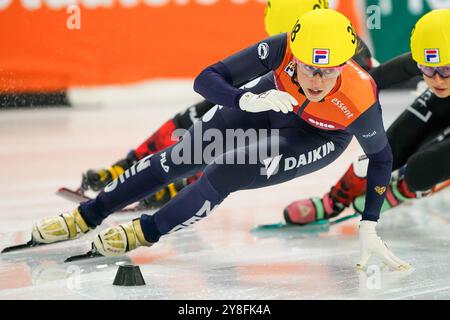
xmin=410 ymin=9 xmax=450 ymax=67
xmin=289 ymin=9 xmax=357 ymax=67
xmin=264 ymin=0 xmax=329 ymax=36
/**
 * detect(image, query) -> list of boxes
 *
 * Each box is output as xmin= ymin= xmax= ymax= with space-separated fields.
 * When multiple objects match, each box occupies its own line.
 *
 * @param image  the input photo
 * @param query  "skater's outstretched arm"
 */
xmin=369 ymin=52 xmax=421 ymax=89
xmin=348 ymin=103 xmax=392 ymax=222
xmin=194 ymin=34 xmax=288 ymax=109
xmin=348 ymin=103 xmax=412 ymax=270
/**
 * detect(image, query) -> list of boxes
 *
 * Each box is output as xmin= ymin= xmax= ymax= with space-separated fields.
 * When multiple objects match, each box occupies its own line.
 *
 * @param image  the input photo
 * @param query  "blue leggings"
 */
xmin=80 ymin=106 xmax=352 ymax=242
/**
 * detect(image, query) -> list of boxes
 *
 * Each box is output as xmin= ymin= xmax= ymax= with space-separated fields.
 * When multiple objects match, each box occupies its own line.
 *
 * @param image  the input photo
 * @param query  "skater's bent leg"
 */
xmin=351 ymin=132 xmax=450 ymax=215
xmin=139 ymin=137 xmax=298 ymax=242
xmin=404 ymin=136 xmax=450 ymax=192
xmin=79 ymin=107 xmax=268 ymax=227
xmin=139 ymin=132 xmax=348 ymax=242
xmin=140 ymin=173 xmax=224 ymax=242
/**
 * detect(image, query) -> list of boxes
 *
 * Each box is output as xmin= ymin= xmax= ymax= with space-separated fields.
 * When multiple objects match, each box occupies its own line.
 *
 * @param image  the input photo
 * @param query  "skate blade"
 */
xmin=252 ymin=212 xmax=359 ymax=232
xmin=0 ymin=240 xmax=39 ymax=253
xmin=1 ymin=240 xmax=43 ymax=253
xmin=64 ymin=250 xmax=130 ymax=264
xmin=56 ymin=187 xmax=155 ymax=215
xmin=1 ymin=234 xmax=85 ymax=254
xmin=64 ymin=249 xmax=103 ymax=263
xmin=252 ymin=220 xmax=329 ymax=232
xmin=56 ymin=187 xmax=91 ymax=203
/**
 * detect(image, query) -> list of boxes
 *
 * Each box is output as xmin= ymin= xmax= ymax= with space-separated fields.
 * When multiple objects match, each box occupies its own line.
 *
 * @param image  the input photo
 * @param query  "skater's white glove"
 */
xmin=357 ymin=220 xmax=412 ymax=271
xmin=239 ymin=90 xmax=298 ymax=114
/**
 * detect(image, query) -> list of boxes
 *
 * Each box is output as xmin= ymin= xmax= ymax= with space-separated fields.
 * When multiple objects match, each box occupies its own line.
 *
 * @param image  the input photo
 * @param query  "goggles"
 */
xmin=418 ymin=64 xmax=450 ymax=79
xmin=294 ymin=58 xmax=345 ymax=79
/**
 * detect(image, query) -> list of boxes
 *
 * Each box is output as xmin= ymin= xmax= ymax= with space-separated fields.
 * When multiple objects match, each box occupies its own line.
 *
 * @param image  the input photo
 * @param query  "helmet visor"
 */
xmin=418 ymin=64 xmax=450 ymax=79
xmin=294 ymin=58 xmax=345 ymax=79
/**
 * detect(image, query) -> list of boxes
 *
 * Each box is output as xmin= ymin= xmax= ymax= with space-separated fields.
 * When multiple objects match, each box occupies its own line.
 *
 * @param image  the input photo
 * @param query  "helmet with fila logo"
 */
xmin=264 ymin=0 xmax=328 ymax=36
xmin=410 ymin=9 xmax=450 ymax=67
xmin=289 ymin=9 xmax=357 ymax=67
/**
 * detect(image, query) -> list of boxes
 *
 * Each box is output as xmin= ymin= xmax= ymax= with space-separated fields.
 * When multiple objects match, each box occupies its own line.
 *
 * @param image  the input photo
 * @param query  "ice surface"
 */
xmin=0 ymin=90 xmax=449 ymax=299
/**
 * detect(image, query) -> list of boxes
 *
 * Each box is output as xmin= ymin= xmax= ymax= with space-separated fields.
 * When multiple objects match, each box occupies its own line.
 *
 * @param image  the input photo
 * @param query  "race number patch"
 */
xmin=284 ymin=61 xmax=296 ymax=77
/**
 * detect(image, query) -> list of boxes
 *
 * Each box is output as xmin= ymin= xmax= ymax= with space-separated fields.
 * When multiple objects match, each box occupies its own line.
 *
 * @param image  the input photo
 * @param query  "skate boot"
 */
xmin=93 ymin=219 xmax=152 ymax=257
xmin=284 ymin=192 xmax=346 ymax=225
xmin=352 ymin=178 xmax=431 ymax=214
xmin=283 ymin=161 xmax=367 ymax=225
xmin=137 ymin=182 xmax=184 ymax=209
xmin=137 ymin=174 xmax=201 ymax=209
xmin=81 ymin=153 xmax=137 ymax=192
xmin=328 ymin=161 xmax=368 ymax=207
xmin=32 ymin=208 xmax=92 ymax=244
